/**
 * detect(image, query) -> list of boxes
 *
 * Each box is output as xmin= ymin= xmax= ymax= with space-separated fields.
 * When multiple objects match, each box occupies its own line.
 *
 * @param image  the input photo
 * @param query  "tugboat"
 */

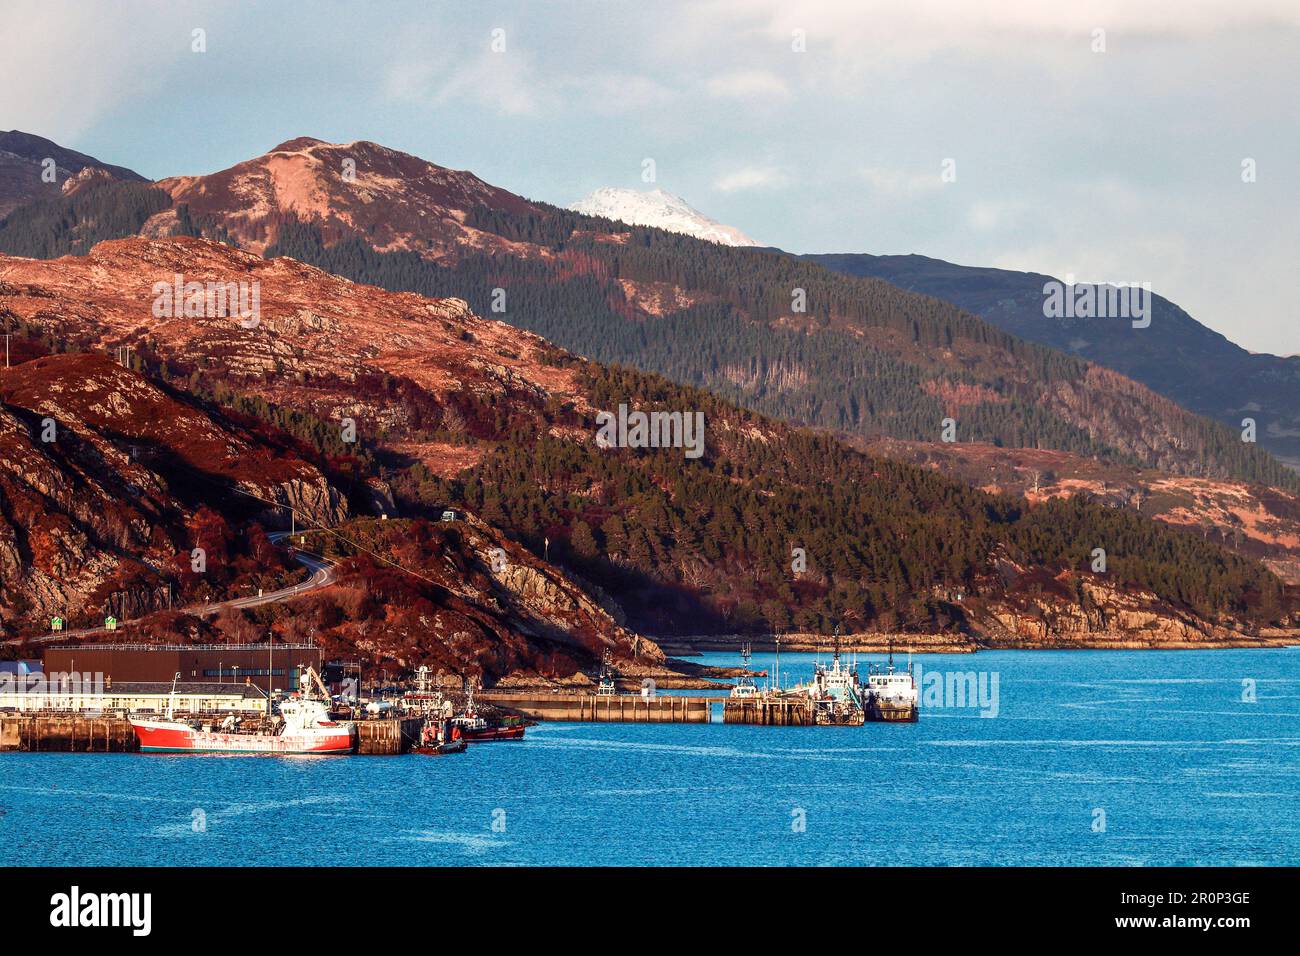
xmin=131 ymin=668 xmax=355 ymax=754
xmin=863 ymin=646 xmax=919 ymax=722
xmin=452 ymin=684 xmax=526 ymax=742
xmin=730 ymin=642 xmax=761 ymax=699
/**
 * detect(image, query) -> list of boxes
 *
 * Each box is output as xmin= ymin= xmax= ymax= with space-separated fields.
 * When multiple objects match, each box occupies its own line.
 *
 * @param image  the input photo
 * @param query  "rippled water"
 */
xmin=2 ymin=648 xmax=1297 ymax=866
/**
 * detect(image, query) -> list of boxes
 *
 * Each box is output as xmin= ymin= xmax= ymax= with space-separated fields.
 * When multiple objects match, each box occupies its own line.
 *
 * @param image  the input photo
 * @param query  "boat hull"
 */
xmin=411 ymin=740 xmax=468 ymax=756
xmin=130 ymin=718 xmax=355 ymax=754
xmin=460 ymin=724 xmax=526 ymax=742
xmin=865 ymin=701 xmax=919 ymax=723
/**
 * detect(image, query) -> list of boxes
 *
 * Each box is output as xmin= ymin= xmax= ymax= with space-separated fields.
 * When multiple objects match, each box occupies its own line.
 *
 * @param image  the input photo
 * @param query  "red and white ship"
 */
xmin=131 ymin=668 xmax=355 ymax=755
xmin=452 ymin=684 xmax=526 ymax=742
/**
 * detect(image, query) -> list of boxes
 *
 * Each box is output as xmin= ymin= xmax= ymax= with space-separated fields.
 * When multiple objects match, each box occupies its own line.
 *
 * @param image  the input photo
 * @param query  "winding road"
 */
xmin=4 ymin=531 xmax=336 ymax=647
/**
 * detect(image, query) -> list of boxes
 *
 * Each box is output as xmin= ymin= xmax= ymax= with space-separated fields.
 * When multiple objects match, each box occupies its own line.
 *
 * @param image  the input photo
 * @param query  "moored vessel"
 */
xmin=452 ymin=685 xmax=527 ymax=742
xmin=730 ymin=641 xmax=761 ymax=699
xmin=411 ymin=717 xmax=467 ymax=755
xmin=863 ymin=649 xmax=919 ymax=722
xmin=130 ymin=668 xmax=355 ymax=754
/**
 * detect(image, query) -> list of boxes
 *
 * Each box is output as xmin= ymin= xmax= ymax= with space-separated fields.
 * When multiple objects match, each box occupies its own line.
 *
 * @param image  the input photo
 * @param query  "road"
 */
xmin=4 ymin=532 xmax=336 ymax=646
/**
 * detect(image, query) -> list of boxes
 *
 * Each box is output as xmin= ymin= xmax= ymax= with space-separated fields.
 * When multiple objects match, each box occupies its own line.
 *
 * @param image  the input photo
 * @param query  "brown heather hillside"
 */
xmin=0 ymin=351 xmax=662 ymax=684
xmin=0 ymin=236 xmax=1292 ymax=662
xmin=154 ymin=137 xmax=540 ymax=258
xmin=0 ymin=352 xmax=337 ymax=634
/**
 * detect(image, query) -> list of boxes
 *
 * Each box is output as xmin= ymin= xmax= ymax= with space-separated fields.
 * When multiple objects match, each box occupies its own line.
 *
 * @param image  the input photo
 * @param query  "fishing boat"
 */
xmin=730 ymin=641 xmax=761 ymax=699
xmin=789 ymin=627 xmax=866 ymax=725
xmin=863 ymin=649 xmax=919 ymax=722
xmin=452 ymin=685 xmax=526 ymax=742
xmin=595 ymin=648 xmax=618 ymax=697
xmin=131 ymin=668 xmax=355 ymax=754
xmin=411 ymin=718 xmax=467 ymax=756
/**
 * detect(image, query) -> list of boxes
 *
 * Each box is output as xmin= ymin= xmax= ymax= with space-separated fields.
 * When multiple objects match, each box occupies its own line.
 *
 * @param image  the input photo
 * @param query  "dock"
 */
xmin=1 ymin=714 xmax=139 ymax=752
xmin=354 ymin=716 xmax=424 ymax=754
xmin=481 ymin=691 xmax=711 ymax=723
xmin=722 ymin=697 xmax=813 ymax=725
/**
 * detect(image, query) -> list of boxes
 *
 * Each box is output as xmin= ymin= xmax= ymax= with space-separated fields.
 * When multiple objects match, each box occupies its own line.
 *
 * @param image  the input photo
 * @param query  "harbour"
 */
xmin=1 ymin=648 xmax=1295 ymax=867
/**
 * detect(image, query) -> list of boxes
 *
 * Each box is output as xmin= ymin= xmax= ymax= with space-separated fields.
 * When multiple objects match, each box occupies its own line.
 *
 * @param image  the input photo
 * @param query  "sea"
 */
xmin=2 ymin=648 xmax=1297 ymax=866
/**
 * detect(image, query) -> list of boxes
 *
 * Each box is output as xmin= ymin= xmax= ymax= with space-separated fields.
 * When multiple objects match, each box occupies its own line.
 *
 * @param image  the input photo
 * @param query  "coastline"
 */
xmin=652 ymin=631 xmax=1300 ymax=656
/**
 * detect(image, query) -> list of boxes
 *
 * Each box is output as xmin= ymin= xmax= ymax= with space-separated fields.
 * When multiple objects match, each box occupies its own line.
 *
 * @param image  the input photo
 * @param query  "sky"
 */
xmin=3 ymin=0 xmax=1297 ymax=354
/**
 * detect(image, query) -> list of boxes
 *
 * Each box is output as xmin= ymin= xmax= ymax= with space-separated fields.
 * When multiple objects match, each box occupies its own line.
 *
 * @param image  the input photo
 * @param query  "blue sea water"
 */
xmin=2 ymin=648 xmax=1297 ymax=867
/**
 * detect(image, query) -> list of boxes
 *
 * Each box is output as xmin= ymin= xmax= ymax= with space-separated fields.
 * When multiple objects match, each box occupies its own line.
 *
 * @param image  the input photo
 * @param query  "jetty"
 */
xmin=481 ymin=691 xmax=710 ymax=723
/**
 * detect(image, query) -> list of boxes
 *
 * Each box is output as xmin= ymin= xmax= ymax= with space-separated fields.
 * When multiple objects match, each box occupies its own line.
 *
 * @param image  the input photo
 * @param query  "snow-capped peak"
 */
xmin=568 ymin=187 xmax=757 ymax=247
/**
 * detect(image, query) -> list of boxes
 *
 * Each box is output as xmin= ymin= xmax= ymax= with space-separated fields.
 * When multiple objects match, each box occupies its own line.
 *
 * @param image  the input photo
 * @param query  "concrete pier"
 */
xmin=482 ymin=692 xmax=710 ymax=723
xmin=723 ymin=698 xmax=812 ymax=725
xmin=355 ymin=716 xmax=423 ymax=754
xmin=0 ymin=714 xmax=139 ymax=752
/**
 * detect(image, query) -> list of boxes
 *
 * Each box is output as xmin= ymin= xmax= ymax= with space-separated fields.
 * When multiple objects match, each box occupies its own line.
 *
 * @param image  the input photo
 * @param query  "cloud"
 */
xmin=384 ymin=54 xmax=675 ymax=118
xmin=715 ymin=166 xmax=791 ymax=192
xmin=860 ymin=166 xmax=947 ymax=198
xmin=0 ymin=1 xmax=184 ymax=141
xmin=706 ymin=70 xmax=790 ymax=100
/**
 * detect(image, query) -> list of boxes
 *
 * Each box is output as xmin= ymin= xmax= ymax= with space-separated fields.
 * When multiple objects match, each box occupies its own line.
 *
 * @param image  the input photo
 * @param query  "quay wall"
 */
xmin=0 ymin=714 xmax=139 ymax=752
xmin=482 ymin=692 xmax=710 ymax=723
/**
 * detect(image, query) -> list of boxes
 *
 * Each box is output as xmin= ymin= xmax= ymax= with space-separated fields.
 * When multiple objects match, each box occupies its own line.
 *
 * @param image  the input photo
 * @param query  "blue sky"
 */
xmin=4 ymin=0 xmax=1297 ymax=353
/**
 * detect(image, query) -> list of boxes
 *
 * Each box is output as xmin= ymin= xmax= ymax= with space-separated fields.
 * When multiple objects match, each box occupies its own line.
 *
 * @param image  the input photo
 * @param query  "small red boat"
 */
xmin=411 ymin=719 xmax=467 ymax=756
xmin=455 ymin=717 xmax=526 ymax=742
xmin=452 ymin=686 xmax=527 ymax=742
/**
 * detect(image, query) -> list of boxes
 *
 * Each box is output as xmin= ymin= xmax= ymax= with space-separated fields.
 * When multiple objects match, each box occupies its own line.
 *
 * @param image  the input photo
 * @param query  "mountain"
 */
xmin=0 ymin=130 xmax=145 ymax=219
xmin=2 ymin=135 xmax=1296 ymax=491
xmin=12 ymin=133 xmax=1279 ymax=489
xmin=807 ymin=252 xmax=1300 ymax=469
xmin=0 ymin=235 xmax=1291 ymax=651
xmin=155 ymin=136 xmax=539 ymax=258
xmin=568 ymin=187 xmax=757 ymax=246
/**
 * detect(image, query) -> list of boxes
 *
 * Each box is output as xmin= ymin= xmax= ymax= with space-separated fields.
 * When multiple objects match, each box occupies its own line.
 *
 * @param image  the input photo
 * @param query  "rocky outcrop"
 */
xmin=247 ymin=475 xmax=349 ymax=528
xmin=0 ymin=352 xmax=345 ymax=634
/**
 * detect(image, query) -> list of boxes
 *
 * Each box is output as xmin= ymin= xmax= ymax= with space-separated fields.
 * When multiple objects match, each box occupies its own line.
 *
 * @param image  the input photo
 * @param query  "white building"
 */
xmin=0 ymin=679 xmax=268 ymax=715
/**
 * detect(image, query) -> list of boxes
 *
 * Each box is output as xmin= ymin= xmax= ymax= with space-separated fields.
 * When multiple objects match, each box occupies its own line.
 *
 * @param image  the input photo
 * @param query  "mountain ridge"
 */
xmin=807 ymin=251 xmax=1300 ymax=468
xmin=0 ymin=134 xmax=1294 ymax=496
xmin=0 ymin=130 xmax=146 ymax=219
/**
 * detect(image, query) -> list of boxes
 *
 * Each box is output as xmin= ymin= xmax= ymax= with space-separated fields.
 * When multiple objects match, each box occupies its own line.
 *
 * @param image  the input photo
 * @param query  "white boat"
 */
xmin=730 ymin=641 xmax=761 ymax=698
xmin=863 ymin=652 xmax=919 ymax=722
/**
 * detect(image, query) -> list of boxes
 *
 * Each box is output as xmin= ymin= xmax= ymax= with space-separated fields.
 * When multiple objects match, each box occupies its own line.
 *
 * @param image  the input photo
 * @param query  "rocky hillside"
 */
xmin=0 ymin=348 xmax=659 ymax=684
xmin=0 ymin=352 xmax=343 ymax=634
xmin=1 ymin=236 xmax=1288 ymax=652
xmin=284 ymin=514 xmax=667 ymax=687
